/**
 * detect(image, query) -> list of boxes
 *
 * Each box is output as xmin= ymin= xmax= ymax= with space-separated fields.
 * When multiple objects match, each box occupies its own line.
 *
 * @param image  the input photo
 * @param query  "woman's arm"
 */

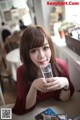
xmin=58 ymin=77 xmax=71 ymax=102
xmin=59 ymin=89 xmax=70 ymax=101
xmin=26 ymin=77 xmax=47 ymax=109
xmin=45 ymin=76 xmax=71 ymax=101
xmin=26 ymin=82 xmax=37 ymax=109
xmin=56 ymin=58 xmax=74 ymax=101
xmin=59 ymin=78 xmax=71 ymax=102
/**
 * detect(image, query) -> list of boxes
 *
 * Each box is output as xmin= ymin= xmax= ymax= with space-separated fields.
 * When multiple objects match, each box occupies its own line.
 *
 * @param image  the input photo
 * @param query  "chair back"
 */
xmin=2 ymin=29 xmax=11 ymax=43
xmin=4 ymin=31 xmax=21 ymax=53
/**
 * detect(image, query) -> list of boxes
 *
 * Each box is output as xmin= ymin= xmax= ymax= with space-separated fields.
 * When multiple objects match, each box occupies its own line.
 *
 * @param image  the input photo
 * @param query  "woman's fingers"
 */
xmin=44 ymin=79 xmax=58 ymax=87
xmin=46 ymin=84 xmax=61 ymax=91
xmin=38 ymin=85 xmax=47 ymax=92
xmin=43 ymin=77 xmax=61 ymax=91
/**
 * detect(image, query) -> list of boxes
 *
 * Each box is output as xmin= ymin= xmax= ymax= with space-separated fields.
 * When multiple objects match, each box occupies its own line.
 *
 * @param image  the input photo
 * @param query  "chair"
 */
xmin=0 ymin=76 xmax=5 ymax=105
xmin=0 ymin=43 xmax=12 ymax=91
xmin=4 ymin=31 xmax=21 ymax=53
xmin=2 ymin=29 xmax=11 ymax=43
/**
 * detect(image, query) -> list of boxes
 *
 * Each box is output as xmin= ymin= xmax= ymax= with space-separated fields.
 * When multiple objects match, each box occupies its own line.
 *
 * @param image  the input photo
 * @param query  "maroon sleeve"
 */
xmin=56 ymin=58 xmax=75 ymax=97
xmin=12 ymin=65 xmax=35 ymax=115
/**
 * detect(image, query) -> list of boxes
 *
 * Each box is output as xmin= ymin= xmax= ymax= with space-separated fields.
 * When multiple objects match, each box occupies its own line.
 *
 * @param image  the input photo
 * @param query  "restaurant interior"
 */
xmin=0 ymin=0 xmax=80 ymax=119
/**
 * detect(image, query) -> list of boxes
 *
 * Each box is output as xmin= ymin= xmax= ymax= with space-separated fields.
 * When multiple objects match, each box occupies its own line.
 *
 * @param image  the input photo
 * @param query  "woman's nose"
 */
xmin=38 ymin=50 xmax=45 ymax=58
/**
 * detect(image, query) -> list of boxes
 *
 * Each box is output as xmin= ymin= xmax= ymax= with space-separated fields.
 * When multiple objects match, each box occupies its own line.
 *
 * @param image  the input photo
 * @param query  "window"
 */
xmin=65 ymin=0 xmax=80 ymax=23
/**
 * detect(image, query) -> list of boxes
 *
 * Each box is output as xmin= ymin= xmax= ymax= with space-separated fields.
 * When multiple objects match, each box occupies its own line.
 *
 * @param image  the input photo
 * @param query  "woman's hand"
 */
xmin=44 ymin=77 xmax=69 ymax=91
xmin=32 ymin=78 xmax=47 ymax=92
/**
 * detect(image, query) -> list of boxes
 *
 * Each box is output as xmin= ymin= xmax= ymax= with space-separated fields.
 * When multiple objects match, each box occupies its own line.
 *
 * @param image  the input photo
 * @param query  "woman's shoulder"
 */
xmin=17 ymin=65 xmax=24 ymax=81
xmin=55 ymin=58 xmax=68 ymax=71
xmin=17 ymin=65 xmax=24 ymax=73
xmin=56 ymin=58 xmax=66 ymax=65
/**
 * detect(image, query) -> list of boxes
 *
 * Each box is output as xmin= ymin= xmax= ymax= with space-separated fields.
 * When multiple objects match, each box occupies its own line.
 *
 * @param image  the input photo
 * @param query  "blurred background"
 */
xmin=0 ymin=0 xmax=80 ymax=106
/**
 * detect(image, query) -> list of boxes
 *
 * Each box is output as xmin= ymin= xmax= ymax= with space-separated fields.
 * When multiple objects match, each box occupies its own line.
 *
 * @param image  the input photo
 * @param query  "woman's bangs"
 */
xmin=29 ymin=33 xmax=44 ymax=50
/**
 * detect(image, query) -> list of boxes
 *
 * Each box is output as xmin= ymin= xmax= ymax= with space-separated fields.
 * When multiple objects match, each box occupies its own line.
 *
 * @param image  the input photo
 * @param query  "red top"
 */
xmin=12 ymin=58 xmax=74 ymax=115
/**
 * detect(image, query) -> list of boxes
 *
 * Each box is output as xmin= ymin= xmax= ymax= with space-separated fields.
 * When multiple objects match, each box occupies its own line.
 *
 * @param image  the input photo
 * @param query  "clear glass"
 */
xmin=40 ymin=63 xmax=53 ymax=78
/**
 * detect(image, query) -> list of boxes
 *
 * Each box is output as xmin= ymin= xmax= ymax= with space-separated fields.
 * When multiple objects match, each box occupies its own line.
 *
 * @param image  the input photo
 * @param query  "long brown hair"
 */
xmin=20 ymin=25 xmax=60 ymax=86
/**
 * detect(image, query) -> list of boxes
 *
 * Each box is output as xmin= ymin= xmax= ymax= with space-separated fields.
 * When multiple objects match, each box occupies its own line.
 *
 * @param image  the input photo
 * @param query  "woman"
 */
xmin=12 ymin=25 xmax=74 ymax=115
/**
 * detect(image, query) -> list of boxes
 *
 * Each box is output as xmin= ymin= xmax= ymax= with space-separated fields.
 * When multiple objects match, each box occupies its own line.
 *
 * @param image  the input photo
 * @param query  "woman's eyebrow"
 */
xmin=30 ymin=43 xmax=49 ymax=50
xmin=43 ymin=43 xmax=49 ymax=46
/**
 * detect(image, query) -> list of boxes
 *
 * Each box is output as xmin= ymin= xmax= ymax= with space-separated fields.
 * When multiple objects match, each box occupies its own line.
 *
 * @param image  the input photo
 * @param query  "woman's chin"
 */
xmin=39 ymin=62 xmax=49 ymax=68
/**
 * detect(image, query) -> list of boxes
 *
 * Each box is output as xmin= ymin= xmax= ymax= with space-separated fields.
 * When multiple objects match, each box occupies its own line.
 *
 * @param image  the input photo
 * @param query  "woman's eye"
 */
xmin=30 ymin=49 xmax=36 ymax=53
xmin=43 ymin=46 xmax=49 ymax=51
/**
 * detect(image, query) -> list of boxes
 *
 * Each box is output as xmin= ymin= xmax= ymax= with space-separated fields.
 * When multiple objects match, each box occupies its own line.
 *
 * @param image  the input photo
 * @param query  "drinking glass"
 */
xmin=40 ymin=63 xmax=53 ymax=78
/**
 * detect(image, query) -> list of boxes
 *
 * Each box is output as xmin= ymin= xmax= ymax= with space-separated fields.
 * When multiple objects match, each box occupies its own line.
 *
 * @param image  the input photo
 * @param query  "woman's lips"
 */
xmin=38 ymin=60 xmax=47 ymax=64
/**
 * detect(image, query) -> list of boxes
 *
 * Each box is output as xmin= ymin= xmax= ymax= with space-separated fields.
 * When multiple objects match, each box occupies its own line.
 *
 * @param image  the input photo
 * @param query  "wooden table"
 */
xmin=0 ymin=92 xmax=80 ymax=120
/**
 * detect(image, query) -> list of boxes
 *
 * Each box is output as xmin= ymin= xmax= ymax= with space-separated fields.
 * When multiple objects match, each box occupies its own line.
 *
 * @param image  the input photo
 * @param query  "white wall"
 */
xmin=33 ymin=0 xmax=44 ymax=26
xmin=41 ymin=0 xmax=53 ymax=31
xmin=33 ymin=0 xmax=54 ymax=32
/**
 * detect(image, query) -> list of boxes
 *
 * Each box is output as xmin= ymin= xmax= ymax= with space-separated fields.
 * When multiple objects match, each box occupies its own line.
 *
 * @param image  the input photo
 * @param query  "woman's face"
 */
xmin=29 ymin=38 xmax=51 ymax=68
